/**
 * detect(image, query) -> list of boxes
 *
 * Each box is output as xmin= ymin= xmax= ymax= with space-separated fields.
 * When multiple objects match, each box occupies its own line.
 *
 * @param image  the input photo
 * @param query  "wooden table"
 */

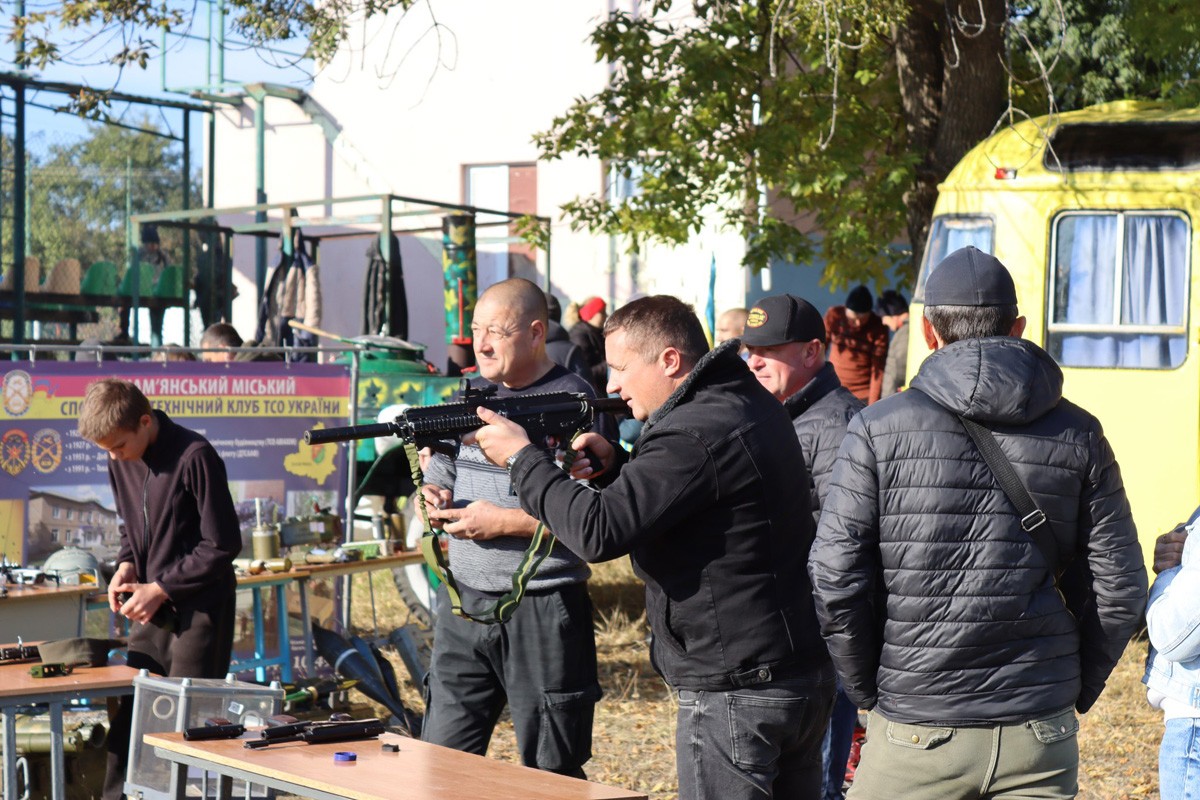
xmin=0 ymin=661 xmax=140 ymax=800
xmin=146 ymin=730 xmax=647 ymax=800
xmin=0 ymin=583 xmax=95 ymax=642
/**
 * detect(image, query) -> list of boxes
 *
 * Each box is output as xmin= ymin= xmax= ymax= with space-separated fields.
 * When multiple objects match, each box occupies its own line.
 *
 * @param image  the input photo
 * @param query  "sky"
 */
xmin=0 ymin=2 xmax=314 ymax=156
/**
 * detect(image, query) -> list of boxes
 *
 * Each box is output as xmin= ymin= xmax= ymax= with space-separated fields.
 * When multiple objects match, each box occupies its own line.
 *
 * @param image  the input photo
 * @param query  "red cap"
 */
xmin=579 ymin=296 xmax=607 ymax=322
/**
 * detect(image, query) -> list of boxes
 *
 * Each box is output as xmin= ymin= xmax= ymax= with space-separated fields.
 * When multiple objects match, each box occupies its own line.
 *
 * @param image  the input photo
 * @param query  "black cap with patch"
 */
xmin=740 ymin=294 xmax=827 ymax=347
xmin=924 ymin=246 xmax=1017 ymax=307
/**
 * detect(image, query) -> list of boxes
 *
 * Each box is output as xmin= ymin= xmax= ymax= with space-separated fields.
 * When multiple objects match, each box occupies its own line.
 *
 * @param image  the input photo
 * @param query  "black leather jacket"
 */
xmin=511 ymin=341 xmax=829 ymax=690
xmin=810 ymin=337 xmax=1147 ymax=723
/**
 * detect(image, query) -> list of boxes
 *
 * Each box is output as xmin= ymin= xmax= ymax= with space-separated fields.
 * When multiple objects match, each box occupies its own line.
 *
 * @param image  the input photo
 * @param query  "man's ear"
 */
xmin=138 ymin=413 xmax=154 ymax=430
xmin=1010 ymin=315 xmax=1028 ymax=338
xmin=922 ymin=315 xmax=942 ymax=351
xmin=529 ymin=318 xmax=547 ymax=347
xmin=660 ymin=347 xmax=684 ymax=378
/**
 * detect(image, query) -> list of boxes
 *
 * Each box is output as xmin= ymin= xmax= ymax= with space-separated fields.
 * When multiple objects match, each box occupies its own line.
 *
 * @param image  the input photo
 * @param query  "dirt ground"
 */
xmin=355 ymin=558 xmax=1162 ymax=800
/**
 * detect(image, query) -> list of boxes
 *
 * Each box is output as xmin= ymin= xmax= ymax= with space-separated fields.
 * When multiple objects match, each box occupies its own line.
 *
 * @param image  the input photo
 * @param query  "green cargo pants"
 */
xmin=848 ymin=707 xmax=1079 ymax=800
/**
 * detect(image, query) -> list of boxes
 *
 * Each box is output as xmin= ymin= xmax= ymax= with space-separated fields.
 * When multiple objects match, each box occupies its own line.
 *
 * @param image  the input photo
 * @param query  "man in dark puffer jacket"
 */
xmin=809 ymin=247 xmax=1147 ymax=800
xmin=744 ymin=293 xmax=864 ymax=800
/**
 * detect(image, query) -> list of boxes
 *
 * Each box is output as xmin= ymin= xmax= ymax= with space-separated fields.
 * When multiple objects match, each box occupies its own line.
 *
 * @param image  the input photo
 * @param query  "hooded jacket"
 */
xmin=783 ymin=361 xmax=864 ymax=527
xmin=511 ymin=341 xmax=829 ymax=690
xmin=809 ymin=336 xmax=1146 ymax=724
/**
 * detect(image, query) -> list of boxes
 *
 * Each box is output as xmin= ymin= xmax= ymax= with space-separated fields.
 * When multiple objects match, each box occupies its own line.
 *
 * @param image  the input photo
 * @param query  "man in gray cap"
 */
xmin=742 ymin=294 xmax=864 ymax=800
xmin=809 ymin=246 xmax=1147 ymax=799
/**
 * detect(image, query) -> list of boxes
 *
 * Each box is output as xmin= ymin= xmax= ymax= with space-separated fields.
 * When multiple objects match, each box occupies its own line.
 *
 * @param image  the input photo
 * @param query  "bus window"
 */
xmin=1047 ymin=211 xmax=1190 ymax=369
xmin=914 ymin=216 xmax=995 ymax=301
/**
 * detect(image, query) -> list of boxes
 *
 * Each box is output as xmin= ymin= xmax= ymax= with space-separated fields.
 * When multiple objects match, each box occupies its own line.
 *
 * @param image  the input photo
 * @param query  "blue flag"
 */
xmin=704 ymin=253 xmax=716 ymax=346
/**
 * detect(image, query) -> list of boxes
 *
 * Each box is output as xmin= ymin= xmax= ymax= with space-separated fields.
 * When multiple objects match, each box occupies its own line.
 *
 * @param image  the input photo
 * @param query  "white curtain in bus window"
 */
xmin=1051 ymin=213 xmax=1188 ymax=369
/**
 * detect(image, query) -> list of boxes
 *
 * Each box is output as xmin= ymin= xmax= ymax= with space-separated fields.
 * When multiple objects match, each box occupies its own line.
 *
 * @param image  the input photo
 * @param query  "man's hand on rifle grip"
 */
xmin=568 ymin=432 xmax=615 ymax=480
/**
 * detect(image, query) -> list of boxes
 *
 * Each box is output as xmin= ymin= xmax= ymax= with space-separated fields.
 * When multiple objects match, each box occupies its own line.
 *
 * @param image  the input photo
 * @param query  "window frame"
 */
xmin=914 ymin=214 xmax=997 ymax=303
xmin=1045 ymin=208 xmax=1192 ymax=369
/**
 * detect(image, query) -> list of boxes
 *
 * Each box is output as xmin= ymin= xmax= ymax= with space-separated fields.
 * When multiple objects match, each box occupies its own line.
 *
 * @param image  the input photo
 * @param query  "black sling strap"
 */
xmin=959 ymin=415 xmax=1059 ymax=574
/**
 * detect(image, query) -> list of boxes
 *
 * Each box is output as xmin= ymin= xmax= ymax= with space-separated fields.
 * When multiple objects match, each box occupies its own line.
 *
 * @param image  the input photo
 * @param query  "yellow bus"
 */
xmin=908 ymin=100 xmax=1200 ymax=565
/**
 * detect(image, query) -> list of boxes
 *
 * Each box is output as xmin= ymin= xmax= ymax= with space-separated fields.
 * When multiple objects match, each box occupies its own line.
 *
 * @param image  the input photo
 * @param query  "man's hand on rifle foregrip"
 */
xmin=470 ymin=406 xmax=534 ymax=466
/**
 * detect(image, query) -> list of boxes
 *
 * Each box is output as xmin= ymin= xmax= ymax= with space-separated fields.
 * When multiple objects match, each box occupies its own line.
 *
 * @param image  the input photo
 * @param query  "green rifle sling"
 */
xmin=404 ymin=439 xmax=577 ymax=625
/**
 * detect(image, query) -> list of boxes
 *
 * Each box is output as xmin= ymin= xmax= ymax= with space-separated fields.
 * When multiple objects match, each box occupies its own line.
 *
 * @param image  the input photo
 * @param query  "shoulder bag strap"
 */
xmin=959 ymin=415 xmax=1059 ymax=573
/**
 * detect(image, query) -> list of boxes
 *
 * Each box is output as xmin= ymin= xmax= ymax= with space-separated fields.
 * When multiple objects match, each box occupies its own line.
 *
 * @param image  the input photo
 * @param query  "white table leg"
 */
xmin=48 ymin=701 xmax=65 ymax=800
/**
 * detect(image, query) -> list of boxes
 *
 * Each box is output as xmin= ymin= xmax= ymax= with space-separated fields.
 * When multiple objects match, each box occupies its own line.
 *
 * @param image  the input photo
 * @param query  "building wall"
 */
xmin=208 ymin=0 xmax=751 ymax=362
xmin=27 ymin=493 xmax=119 ymax=550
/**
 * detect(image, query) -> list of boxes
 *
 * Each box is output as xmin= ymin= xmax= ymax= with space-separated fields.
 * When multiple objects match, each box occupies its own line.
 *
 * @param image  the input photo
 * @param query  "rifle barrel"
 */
xmin=305 ymin=422 xmax=396 ymax=445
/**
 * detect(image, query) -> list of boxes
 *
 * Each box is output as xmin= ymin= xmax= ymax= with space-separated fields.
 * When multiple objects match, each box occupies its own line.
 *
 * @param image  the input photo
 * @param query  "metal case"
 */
xmin=124 ymin=672 xmax=282 ymax=800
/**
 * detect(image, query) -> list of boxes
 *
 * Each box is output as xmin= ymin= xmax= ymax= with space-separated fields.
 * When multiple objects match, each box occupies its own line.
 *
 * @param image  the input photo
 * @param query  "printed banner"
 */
xmin=0 ymin=361 xmax=351 ymax=567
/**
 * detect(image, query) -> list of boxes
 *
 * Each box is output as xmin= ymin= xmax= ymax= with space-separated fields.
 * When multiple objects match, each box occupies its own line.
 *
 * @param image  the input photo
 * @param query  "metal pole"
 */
xmin=254 ymin=96 xmax=266 ymax=302
xmin=217 ymin=0 xmax=226 ymax=87
xmin=23 ymin=153 xmax=31 ymax=257
xmin=127 ymin=157 xmax=141 ymax=344
xmin=182 ymin=108 xmax=191 ymax=347
xmin=381 ymin=196 xmax=393 ymax=335
xmin=13 ymin=80 xmax=26 ymax=345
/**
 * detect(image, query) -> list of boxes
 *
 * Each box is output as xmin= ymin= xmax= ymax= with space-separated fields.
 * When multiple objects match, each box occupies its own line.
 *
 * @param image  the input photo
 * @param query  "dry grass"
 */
xmin=349 ymin=561 xmax=1161 ymax=800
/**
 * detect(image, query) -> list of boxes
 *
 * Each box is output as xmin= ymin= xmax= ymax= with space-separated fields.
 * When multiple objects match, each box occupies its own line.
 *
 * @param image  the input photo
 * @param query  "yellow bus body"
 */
xmin=908 ymin=101 xmax=1200 ymax=568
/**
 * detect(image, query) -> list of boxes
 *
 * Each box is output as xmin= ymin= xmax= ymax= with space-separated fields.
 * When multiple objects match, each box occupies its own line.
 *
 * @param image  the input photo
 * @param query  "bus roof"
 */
xmin=942 ymin=101 xmax=1200 ymax=192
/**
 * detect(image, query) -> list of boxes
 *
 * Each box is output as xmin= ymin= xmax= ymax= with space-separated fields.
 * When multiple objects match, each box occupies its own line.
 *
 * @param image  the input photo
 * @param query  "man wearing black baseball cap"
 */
xmin=744 ymin=294 xmax=864 ymax=800
xmin=809 ymin=247 xmax=1146 ymax=800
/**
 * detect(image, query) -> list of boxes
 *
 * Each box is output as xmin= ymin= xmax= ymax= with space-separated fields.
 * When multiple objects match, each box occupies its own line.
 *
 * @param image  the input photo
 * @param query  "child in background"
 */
xmin=1145 ymin=508 xmax=1200 ymax=800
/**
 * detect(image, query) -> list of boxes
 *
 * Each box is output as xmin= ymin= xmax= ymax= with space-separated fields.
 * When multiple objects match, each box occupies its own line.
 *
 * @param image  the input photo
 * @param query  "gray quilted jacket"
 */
xmin=809 ymin=336 xmax=1147 ymax=724
xmin=783 ymin=362 xmax=864 ymax=527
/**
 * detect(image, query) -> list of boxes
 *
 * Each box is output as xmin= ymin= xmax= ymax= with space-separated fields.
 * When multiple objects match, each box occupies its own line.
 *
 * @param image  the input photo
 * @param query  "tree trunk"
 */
xmin=895 ymin=0 xmax=1008 ymax=280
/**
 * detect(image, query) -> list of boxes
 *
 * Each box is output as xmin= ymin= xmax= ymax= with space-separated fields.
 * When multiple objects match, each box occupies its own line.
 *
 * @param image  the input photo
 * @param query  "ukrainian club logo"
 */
xmin=31 ymin=428 xmax=63 ymax=474
xmin=2 ymin=370 xmax=33 ymax=417
xmin=1 ymin=429 xmax=30 ymax=476
xmin=746 ymin=307 xmax=768 ymax=328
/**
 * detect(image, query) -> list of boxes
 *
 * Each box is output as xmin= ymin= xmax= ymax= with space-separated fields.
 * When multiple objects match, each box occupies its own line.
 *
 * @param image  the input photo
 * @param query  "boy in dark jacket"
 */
xmin=78 ymin=378 xmax=241 ymax=800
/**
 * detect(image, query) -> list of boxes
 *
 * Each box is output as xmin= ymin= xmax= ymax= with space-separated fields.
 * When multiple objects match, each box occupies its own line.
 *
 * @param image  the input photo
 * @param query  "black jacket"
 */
xmin=809 ymin=337 xmax=1147 ymax=724
xmin=511 ymin=341 xmax=829 ymax=690
xmin=546 ymin=320 xmax=592 ymax=388
xmin=111 ymin=411 xmax=241 ymax=611
xmin=783 ymin=362 xmax=864 ymax=527
xmin=568 ymin=320 xmax=607 ymax=393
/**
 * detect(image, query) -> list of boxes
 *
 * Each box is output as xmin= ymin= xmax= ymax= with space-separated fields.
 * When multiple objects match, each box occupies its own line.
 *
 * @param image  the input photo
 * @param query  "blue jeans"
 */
xmin=820 ymin=686 xmax=859 ymax=800
xmin=675 ymin=665 xmax=836 ymax=800
xmin=1161 ymin=717 xmax=1200 ymax=800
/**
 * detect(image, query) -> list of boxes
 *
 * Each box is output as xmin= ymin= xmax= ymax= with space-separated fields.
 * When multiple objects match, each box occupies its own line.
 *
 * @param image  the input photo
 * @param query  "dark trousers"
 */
xmin=103 ymin=596 xmax=235 ymax=800
xmin=675 ymin=663 xmax=836 ymax=800
xmin=421 ymin=582 xmax=601 ymax=777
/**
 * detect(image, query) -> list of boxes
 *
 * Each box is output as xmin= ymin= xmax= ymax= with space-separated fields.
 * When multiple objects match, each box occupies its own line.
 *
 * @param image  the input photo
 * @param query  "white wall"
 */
xmin=208 ymin=0 xmax=749 ymax=355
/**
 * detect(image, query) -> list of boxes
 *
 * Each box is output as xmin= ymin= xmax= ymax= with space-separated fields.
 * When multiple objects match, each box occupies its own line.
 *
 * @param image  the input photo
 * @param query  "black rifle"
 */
xmin=244 ymin=717 xmax=387 ymax=749
xmin=304 ymin=382 xmax=628 ymax=449
xmin=0 ymin=644 xmax=39 ymax=663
